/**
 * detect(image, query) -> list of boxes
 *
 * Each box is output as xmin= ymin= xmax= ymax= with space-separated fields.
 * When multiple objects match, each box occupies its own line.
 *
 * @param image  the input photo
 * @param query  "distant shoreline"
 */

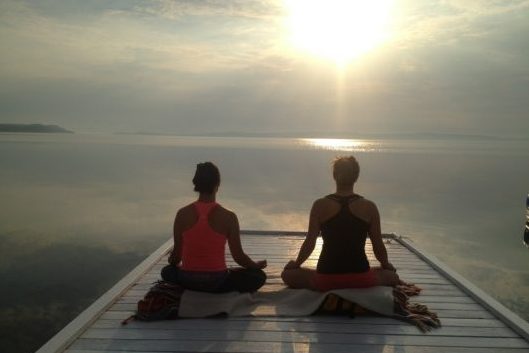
xmin=114 ymin=130 xmax=526 ymax=141
xmin=0 ymin=124 xmax=73 ymax=133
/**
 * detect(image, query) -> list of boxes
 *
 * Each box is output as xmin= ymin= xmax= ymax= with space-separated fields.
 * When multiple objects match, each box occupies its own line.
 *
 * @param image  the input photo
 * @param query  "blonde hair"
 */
xmin=332 ymin=156 xmax=360 ymax=186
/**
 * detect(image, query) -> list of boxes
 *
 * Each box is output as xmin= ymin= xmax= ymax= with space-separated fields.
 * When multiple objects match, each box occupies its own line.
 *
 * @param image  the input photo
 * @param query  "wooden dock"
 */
xmin=36 ymin=231 xmax=529 ymax=353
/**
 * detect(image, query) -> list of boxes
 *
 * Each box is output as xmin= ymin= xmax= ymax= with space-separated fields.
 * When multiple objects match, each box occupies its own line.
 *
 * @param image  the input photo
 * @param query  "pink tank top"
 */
xmin=180 ymin=201 xmax=227 ymax=272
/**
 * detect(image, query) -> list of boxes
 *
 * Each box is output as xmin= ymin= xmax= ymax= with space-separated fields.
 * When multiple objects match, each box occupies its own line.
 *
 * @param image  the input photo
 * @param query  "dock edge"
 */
xmin=396 ymin=234 xmax=529 ymax=342
xmin=35 ymin=239 xmax=173 ymax=353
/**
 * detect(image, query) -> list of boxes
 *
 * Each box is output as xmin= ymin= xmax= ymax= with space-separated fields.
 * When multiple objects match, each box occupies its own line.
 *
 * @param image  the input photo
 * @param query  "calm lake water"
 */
xmin=1 ymin=133 xmax=529 ymax=352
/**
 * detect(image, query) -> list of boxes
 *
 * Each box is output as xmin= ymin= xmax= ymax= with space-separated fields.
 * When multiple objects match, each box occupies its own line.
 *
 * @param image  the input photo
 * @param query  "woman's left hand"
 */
xmin=255 ymin=260 xmax=267 ymax=269
xmin=284 ymin=260 xmax=300 ymax=270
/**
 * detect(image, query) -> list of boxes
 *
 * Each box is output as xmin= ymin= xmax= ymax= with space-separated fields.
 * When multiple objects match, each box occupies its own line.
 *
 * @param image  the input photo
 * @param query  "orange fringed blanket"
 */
xmin=393 ymin=282 xmax=441 ymax=331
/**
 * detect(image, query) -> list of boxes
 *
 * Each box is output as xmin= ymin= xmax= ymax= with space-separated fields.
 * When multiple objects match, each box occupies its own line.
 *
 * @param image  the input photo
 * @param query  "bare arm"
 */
xmin=367 ymin=202 xmax=395 ymax=271
xmin=227 ymin=212 xmax=267 ymax=269
xmin=285 ymin=201 xmax=320 ymax=269
xmin=168 ymin=210 xmax=183 ymax=265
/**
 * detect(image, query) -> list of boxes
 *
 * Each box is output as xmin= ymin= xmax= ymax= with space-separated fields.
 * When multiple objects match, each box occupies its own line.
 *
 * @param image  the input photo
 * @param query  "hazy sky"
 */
xmin=1 ymin=0 xmax=528 ymax=137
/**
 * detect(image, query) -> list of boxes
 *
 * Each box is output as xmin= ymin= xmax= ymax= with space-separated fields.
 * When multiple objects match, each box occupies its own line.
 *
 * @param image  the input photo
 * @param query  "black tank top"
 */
xmin=316 ymin=194 xmax=370 ymax=274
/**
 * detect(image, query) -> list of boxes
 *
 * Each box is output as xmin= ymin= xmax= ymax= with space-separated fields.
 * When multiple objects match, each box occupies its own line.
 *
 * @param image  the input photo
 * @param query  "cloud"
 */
xmin=0 ymin=0 xmax=285 ymax=83
xmin=131 ymin=0 xmax=284 ymax=20
xmin=391 ymin=0 xmax=529 ymax=48
xmin=1 ymin=0 xmax=529 ymax=136
xmin=442 ymin=0 xmax=529 ymax=14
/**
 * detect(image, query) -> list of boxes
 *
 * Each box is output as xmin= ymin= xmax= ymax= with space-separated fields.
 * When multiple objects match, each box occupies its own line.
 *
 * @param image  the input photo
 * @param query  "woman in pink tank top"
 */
xmin=161 ymin=162 xmax=267 ymax=293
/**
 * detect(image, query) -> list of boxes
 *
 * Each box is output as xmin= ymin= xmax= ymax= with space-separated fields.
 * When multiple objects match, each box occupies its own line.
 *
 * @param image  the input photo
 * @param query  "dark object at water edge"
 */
xmin=523 ymin=194 xmax=529 ymax=247
xmin=523 ymin=221 xmax=529 ymax=247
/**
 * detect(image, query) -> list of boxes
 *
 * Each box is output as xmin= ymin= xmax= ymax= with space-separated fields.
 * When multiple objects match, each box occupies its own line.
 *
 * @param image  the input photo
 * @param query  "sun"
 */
xmin=285 ymin=0 xmax=395 ymax=65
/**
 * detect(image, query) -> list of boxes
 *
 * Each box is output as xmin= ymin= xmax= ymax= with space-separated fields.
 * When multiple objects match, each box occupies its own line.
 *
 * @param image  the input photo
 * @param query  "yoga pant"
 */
xmin=161 ymin=265 xmax=266 ymax=293
xmin=313 ymin=269 xmax=377 ymax=292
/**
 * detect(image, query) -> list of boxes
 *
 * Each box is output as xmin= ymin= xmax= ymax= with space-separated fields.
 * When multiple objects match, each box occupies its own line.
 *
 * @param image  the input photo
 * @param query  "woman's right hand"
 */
xmin=382 ymin=262 xmax=397 ymax=272
xmin=168 ymin=250 xmax=175 ymax=265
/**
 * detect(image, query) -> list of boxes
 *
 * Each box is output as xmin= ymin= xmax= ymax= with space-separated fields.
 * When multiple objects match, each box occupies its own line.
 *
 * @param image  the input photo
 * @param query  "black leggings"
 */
xmin=161 ymin=265 xmax=266 ymax=293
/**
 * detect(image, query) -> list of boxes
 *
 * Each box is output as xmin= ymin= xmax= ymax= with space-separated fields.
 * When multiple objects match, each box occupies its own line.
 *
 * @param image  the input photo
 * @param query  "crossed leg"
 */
xmin=281 ymin=267 xmax=399 ymax=290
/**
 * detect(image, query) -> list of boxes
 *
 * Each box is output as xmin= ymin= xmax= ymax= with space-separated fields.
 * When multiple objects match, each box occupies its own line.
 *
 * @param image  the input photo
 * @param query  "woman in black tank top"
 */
xmin=281 ymin=156 xmax=399 ymax=291
xmin=317 ymin=193 xmax=370 ymax=274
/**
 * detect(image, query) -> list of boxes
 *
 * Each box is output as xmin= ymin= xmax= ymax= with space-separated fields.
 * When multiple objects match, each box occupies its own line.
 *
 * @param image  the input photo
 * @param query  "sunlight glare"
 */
xmin=285 ymin=0 xmax=395 ymax=64
xmin=301 ymin=138 xmax=377 ymax=152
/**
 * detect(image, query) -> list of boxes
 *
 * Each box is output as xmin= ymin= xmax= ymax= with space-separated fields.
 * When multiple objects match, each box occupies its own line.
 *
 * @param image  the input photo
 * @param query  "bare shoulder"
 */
xmin=359 ymin=197 xmax=377 ymax=208
xmin=174 ymin=203 xmax=197 ymax=231
xmin=176 ymin=203 xmax=195 ymax=218
xmin=214 ymin=204 xmax=238 ymax=221
xmin=357 ymin=198 xmax=379 ymax=219
xmin=311 ymin=197 xmax=335 ymax=221
xmin=211 ymin=204 xmax=238 ymax=235
xmin=358 ymin=197 xmax=378 ymax=209
xmin=313 ymin=197 xmax=329 ymax=209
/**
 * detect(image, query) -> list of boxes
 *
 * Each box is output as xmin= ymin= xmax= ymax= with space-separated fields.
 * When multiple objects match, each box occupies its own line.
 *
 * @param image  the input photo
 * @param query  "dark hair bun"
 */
xmin=192 ymin=162 xmax=220 ymax=193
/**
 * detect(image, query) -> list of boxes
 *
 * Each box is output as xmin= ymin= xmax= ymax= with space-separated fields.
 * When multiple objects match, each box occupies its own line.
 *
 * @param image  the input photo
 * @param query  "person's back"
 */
xmin=317 ymin=194 xmax=370 ymax=274
xmin=180 ymin=201 xmax=227 ymax=272
xmin=161 ymin=162 xmax=267 ymax=293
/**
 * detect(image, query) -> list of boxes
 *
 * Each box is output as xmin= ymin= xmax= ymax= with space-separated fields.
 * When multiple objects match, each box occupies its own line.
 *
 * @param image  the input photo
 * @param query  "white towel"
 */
xmin=178 ymin=287 xmax=394 ymax=318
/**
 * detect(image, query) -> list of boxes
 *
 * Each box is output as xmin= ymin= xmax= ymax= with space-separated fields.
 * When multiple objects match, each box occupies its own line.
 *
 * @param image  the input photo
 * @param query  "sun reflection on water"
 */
xmin=299 ymin=138 xmax=378 ymax=152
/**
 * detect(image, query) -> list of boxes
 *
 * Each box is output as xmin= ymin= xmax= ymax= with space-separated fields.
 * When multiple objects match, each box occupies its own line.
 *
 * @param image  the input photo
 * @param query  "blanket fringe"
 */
xmin=121 ymin=315 xmax=136 ymax=325
xmin=393 ymin=283 xmax=441 ymax=332
xmin=396 ymin=281 xmax=422 ymax=296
